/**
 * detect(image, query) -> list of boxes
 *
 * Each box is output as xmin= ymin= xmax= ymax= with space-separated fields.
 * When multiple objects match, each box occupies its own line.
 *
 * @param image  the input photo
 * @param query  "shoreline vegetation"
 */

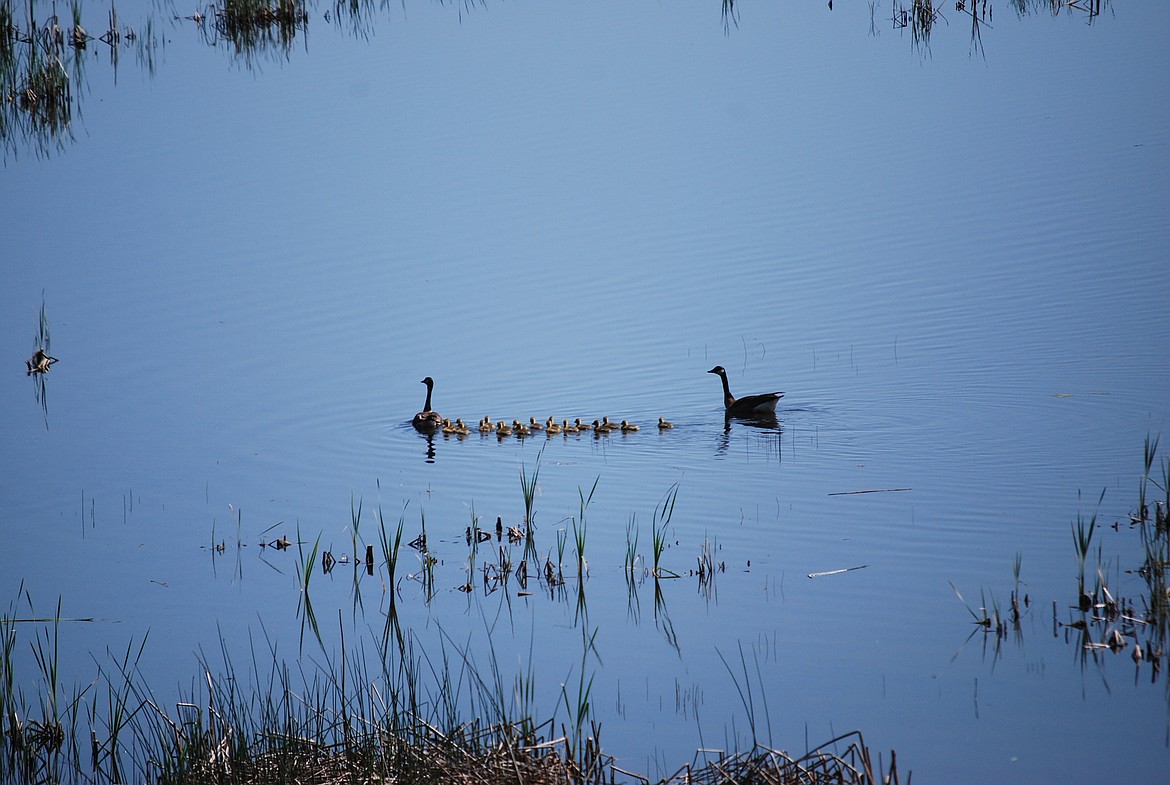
xmin=4 ymin=437 xmax=1165 ymax=784
xmin=0 ymin=462 xmax=908 ymax=784
xmin=1 ymin=0 xmax=1113 ymax=159
xmin=949 ymin=435 xmax=1169 ymax=681
xmin=0 ymin=592 xmax=904 ymax=785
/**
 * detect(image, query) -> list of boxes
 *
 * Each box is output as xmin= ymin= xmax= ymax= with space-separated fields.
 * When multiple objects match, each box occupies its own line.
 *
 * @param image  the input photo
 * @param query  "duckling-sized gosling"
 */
xmin=454 ymin=418 xmax=471 ymax=436
xmin=513 ymin=420 xmax=531 ymax=437
xmin=496 ymin=421 xmax=513 ymax=437
xmin=479 ymin=418 xmax=494 ymax=433
xmin=528 ymin=417 xmax=544 ymax=431
xmin=546 ymin=418 xmax=562 ymax=435
xmin=620 ymin=420 xmax=639 ymax=432
xmin=562 ymin=419 xmax=579 ymax=433
xmin=574 ymin=418 xmax=592 ymax=432
xmin=658 ymin=417 xmax=674 ymax=430
xmin=601 ymin=416 xmax=620 ymax=432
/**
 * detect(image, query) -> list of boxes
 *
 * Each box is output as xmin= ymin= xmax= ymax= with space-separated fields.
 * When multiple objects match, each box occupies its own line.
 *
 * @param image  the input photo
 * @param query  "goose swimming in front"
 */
xmin=707 ymin=365 xmax=783 ymax=418
xmin=412 ymin=376 xmax=443 ymax=431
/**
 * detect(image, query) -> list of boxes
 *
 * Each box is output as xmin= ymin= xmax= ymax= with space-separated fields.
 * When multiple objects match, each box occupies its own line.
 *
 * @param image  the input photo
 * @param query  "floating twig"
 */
xmin=808 ymin=565 xmax=868 ymax=579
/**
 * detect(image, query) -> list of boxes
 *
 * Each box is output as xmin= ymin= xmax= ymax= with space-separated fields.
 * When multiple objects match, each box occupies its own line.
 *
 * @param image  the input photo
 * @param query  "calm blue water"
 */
xmin=3 ymin=1 xmax=1169 ymax=781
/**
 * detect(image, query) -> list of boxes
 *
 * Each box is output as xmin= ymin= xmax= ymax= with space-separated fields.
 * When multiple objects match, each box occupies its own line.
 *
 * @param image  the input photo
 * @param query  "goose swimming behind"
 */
xmin=707 ymin=365 xmax=784 ymax=418
xmin=412 ymin=376 xmax=443 ymax=431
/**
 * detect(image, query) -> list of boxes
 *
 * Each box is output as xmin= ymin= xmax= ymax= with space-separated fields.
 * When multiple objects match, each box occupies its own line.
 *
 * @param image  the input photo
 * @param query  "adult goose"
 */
xmin=707 ymin=365 xmax=784 ymax=418
xmin=412 ymin=376 xmax=443 ymax=431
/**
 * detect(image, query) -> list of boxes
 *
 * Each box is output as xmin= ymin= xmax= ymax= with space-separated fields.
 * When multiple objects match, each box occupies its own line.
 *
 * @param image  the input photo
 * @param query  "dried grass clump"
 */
xmin=638 ymin=732 xmax=901 ymax=785
xmin=152 ymin=726 xmax=901 ymax=785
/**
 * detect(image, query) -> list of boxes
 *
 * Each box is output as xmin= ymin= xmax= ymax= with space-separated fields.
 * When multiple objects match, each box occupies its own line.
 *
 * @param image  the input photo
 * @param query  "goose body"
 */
xmin=412 ymin=376 xmax=443 ymax=431
xmin=707 ymin=366 xmax=784 ymax=417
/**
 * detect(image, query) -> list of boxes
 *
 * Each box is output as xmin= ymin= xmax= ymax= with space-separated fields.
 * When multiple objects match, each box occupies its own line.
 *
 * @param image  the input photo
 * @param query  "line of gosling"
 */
xmin=415 ymin=376 xmax=675 ymax=437
xmin=435 ymin=415 xmax=674 ymax=438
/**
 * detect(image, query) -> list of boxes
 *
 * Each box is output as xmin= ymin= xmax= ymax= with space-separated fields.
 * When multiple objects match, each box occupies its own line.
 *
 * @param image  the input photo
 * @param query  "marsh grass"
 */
xmin=1010 ymin=551 xmax=1024 ymax=623
xmin=1 ymin=2 xmax=73 ymax=155
xmin=213 ymin=0 xmax=307 ymax=57
xmin=718 ymin=641 xmax=773 ymax=748
xmin=624 ymin=515 xmax=640 ymax=575
xmin=572 ymin=479 xmax=597 ymax=582
xmin=0 ymin=589 xmax=92 ymax=785
xmin=295 ymin=526 xmax=322 ymax=650
xmin=955 ymin=439 xmax=1170 ymax=684
xmin=1072 ymin=488 xmax=1105 ymax=605
xmin=891 ymin=0 xmax=944 ymax=51
xmin=652 ymin=484 xmax=680 ymax=579
xmin=0 ymin=496 xmax=908 ymax=785
xmin=558 ymin=626 xmax=600 ymax=776
xmin=695 ymin=535 xmax=722 ymax=603
xmin=1134 ymin=437 xmax=1170 ymax=663
xmin=519 ymin=448 xmax=542 ymax=528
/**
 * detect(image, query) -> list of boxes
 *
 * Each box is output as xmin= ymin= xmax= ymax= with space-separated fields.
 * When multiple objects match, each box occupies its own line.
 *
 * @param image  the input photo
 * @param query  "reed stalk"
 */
xmin=1072 ymin=488 xmax=1105 ymax=603
xmin=652 ymin=483 xmax=680 ymax=579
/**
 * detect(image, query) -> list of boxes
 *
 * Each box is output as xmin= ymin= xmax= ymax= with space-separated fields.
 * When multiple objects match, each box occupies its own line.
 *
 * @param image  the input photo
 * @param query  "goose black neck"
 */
xmin=421 ymin=378 xmax=434 ymax=412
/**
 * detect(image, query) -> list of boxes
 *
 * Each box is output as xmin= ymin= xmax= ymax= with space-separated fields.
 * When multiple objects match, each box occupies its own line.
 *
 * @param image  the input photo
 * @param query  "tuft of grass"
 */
xmin=1072 ymin=488 xmax=1105 ymax=603
xmin=624 ymin=514 xmax=639 ymax=575
xmin=716 ymin=640 xmax=774 ymax=748
xmin=0 ymin=554 xmax=908 ymax=785
xmin=652 ymin=483 xmax=680 ymax=579
xmin=295 ymin=525 xmax=322 ymax=650
xmin=558 ymin=626 xmax=599 ymax=771
xmin=519 ymin=449 xmax=543 ymax=528
xmin=1139 ymin=433 xmax=1160 ymax=524
xmin=214 ymin=0 xmax=308 ymax=58
xmin=572 ymin=480 xmax=597 ymax=582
